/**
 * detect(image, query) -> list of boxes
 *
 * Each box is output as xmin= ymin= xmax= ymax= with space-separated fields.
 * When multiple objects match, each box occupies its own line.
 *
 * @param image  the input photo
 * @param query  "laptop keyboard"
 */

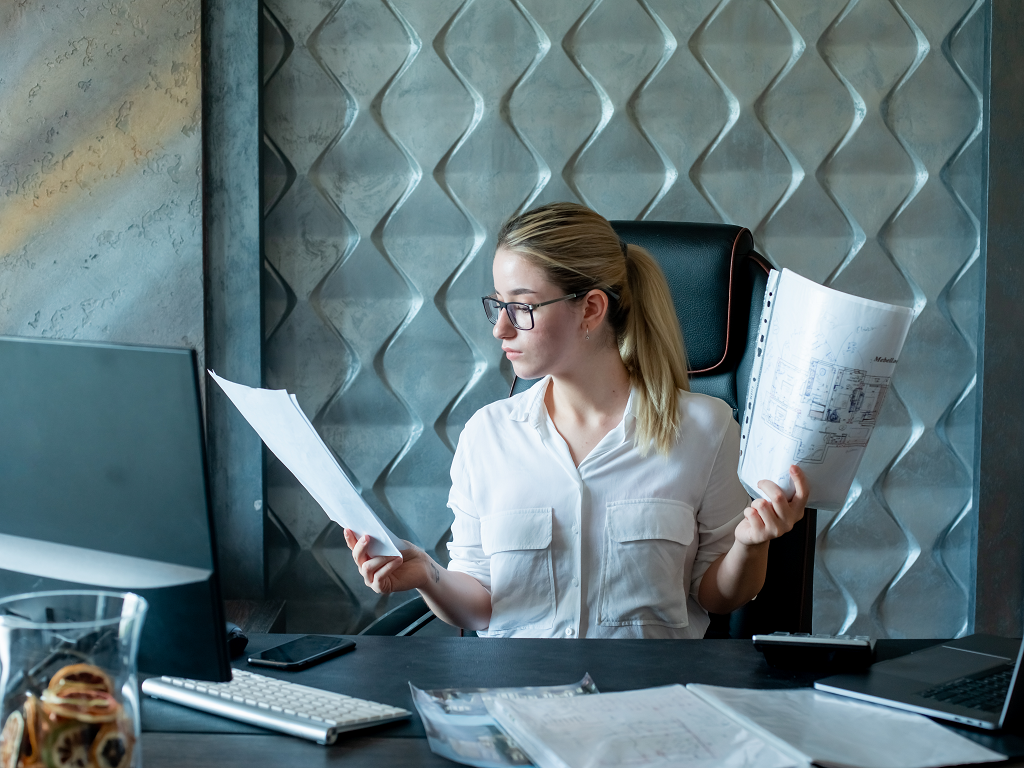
xmin=919 ymin=666 xmax=1013 ymax=713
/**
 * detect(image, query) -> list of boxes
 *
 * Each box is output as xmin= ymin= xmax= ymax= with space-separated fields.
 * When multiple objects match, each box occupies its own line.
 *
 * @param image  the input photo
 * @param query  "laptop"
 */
xmin=815 ymin=634 xmax=1024 ymax=730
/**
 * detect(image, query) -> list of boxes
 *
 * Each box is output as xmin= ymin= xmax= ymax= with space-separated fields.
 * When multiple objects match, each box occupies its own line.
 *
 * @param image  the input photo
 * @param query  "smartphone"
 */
xmin=247 ymin=635 xmax=356 ymax=670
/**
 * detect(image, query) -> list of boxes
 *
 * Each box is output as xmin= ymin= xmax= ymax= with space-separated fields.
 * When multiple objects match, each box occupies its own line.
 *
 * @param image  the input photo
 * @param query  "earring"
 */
xmin=585 ymin=326 xmax=590 ymax=341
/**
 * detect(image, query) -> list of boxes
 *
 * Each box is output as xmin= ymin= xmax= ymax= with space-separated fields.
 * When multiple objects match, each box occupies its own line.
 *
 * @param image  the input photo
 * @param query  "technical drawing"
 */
xmin=737 ymin=269 xmax=914 ymax=509
xmin=762 ymin=357 xmax=890 ymax=465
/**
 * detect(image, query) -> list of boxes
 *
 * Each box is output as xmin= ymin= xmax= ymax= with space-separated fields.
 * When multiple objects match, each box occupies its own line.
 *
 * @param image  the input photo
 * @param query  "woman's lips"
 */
xmin=502 ymin=347 xmax=522 ymax=360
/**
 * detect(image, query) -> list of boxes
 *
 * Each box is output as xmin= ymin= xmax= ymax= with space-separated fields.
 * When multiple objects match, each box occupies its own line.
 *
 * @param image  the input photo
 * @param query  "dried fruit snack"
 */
xmin=39 ymin=690 xmax=119 ymax=725
xmin=89 ymin=724 xmax=132 ymax=768
xmin=4 ymin=662 xmax=133 ymax=768
xmin=40 ymin=721 xmax=95 ymax=768
xmin=45 ymin=666 xmax=112 ymax=697
xmin=21 ymin=696 xmax=40 ymax=766
xmin=1 ymin=711 xmax=24 ymax=768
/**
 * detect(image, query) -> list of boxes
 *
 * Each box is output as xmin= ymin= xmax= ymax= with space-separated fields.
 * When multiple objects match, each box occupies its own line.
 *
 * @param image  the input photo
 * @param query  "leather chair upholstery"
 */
xmin=609 ymin=221 xmax=767 ymax=419
xmin=509 ymin=221 xmax=815 ymax=638
xmin=358 ymin=595 xmax=436 ymax=637
xmin=509 ymin=221 xmax=768 ymax=415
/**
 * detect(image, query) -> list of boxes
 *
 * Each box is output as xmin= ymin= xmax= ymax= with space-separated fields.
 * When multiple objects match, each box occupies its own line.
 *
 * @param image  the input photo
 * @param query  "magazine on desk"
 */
xmin=409 ymin=675 xmax=598 ymax=768
xmin=484 ymin=684 xmax=1005 ymax=768
xmin=737 ymin=269 xmax=914 ymax=511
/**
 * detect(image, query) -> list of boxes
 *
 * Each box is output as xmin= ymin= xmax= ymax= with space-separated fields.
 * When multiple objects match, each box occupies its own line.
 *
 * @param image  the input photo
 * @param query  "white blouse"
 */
xmin=446 ymin=377 xmax=750 ymax=639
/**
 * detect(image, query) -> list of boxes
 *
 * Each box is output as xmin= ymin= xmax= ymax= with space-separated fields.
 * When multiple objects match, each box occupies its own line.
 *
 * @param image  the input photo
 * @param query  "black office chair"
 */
xmin=358 ymin=595 xmax=436 ymax=637
xmin=508 ymin=221 xmax=815 ymax=639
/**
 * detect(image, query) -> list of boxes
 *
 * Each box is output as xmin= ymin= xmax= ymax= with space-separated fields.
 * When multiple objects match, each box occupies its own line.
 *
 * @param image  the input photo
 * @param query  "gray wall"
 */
xmin=260 ymin=0 xmax=988 ymax=636
xmin=0 ymin=2 xmax=204 ymax=360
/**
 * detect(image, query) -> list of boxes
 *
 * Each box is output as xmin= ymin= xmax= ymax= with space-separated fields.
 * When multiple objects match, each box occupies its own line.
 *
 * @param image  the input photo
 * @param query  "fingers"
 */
xmin=350 ymin=533 xmax=404 ymax=592
xmin=742 ymin=504 xmax=767 ymax=537
xmin=368 ymin=556 xmax=404 ymax=592
xmin=359 ymin=553 xmax=403 ymax=593
xmin=789 ymin=465 xmax=810 ymax=507
xmin=350 ymin=532 xmax=370 ymax=567
xmin=753 ymin=498 xmax=785 ymax=536
xmin=747 ymin=493 xmax=795 ymax=540
xmin=755 ymin=480 xmax=787 ymax=506
xmin=347 ymin=532 xmax=414 ymax=593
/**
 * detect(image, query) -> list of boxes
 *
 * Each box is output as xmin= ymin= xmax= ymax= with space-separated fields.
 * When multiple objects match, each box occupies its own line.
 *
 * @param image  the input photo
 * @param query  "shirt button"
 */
xmin=572 ymin=577 xmax=579 ymax=587
xmin=572 ymin=525 xmax=579 ymax=535
xmin=564 ymin=627 xmax=575 ymax=637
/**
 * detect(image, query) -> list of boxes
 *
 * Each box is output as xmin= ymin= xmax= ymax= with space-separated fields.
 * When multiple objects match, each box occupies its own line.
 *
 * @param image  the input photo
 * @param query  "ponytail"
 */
xmin=497 ymin=203 xmax=689 ymax=456
xmin=619 ymin=244 xmax=689 ymax=455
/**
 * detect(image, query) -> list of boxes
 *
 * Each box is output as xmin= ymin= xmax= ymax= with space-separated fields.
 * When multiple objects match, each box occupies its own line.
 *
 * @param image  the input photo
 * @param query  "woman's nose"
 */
xmin=492 ymin=308 xmax=516 ymax=340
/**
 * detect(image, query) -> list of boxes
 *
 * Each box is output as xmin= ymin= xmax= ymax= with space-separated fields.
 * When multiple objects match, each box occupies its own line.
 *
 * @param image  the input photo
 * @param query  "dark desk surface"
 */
xmin=141 ymin=634 xmax=1024 ymax=767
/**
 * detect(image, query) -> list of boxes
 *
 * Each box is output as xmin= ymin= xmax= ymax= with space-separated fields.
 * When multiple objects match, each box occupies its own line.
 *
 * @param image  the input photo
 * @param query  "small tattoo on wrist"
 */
xmin=430 ymin=563 xmax=441 ymax=584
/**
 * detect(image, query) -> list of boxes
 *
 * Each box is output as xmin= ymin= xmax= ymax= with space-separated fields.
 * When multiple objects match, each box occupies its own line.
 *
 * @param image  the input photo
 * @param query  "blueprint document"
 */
xmin=209 ymin=371 xmax=402 ymax=558
xmin=738 ymin=270 xmax=913 ymax=510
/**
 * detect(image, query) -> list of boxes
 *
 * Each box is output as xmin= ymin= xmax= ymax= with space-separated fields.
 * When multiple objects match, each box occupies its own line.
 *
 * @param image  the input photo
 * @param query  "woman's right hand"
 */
xmin=345 ymin=529 xmax=492 ymax=631
xmin=343 ymin=528 xmax=440 ymax=595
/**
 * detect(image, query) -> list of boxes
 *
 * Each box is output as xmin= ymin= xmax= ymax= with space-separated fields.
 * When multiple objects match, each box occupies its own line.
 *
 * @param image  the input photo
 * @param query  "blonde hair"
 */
xmin=497 ymin=202 xmax=689 ymax=456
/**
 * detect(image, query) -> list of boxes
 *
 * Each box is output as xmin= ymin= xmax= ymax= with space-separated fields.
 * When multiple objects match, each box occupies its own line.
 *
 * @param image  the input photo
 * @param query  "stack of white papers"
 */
xmin=486 ymin=684 xmax=1006 ymax=768
xmin=210 ymin=372 xmax=402 ymax=558
xmin=487 ymin=685 xmax=794 ymax=768
xmin=690 ymin=685 xmax=1005 ymax=768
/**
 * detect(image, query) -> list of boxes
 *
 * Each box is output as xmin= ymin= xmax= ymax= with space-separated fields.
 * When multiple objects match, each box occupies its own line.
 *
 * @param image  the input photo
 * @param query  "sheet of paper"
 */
xmin=209 ymin=371 xmax=402 ymax=557
xmin=688 ymin=685 xmax=1005 ymax=768
xmin=738 ymin=269 xmax=914 ymax=510
xmin=487 ymin=685 xmax=799 ymax=768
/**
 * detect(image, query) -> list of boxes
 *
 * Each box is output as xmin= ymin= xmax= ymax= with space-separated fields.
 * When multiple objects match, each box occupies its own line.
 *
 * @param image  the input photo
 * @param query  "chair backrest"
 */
xmin=358 ymin=595 xmax=436 ymax=636
xmin=508 ymin=222 xmax=768 ymax=415
xmin=508 ymin=221 xmax=815 ymax=638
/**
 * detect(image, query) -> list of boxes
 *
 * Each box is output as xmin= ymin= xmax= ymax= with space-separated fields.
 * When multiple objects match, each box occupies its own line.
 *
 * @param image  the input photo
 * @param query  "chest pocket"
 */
xmin=480 ymin=508 xmax=555 ymax=632
xmin=598 ymin=499 xmax=695 ymax=628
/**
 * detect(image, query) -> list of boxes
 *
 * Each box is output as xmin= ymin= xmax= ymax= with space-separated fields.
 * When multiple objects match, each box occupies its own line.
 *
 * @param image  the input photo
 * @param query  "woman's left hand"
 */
xmin=734 ymin=465 xmax=809 ymax=547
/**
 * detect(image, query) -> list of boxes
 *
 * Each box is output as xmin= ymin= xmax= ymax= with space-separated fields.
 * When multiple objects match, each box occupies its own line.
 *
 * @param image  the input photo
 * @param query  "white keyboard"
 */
xmin=142 ymin=668 xmax=411 ymax=744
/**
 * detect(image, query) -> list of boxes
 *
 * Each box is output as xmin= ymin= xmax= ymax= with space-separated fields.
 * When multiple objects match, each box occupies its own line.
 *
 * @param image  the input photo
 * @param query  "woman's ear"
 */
xmin=581 ymin=289 xmax=609 ymax=330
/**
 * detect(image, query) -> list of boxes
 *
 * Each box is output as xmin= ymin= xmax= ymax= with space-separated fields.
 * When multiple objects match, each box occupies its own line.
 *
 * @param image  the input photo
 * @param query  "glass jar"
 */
xmin=0 ymin=591 xmax=147 ymax=768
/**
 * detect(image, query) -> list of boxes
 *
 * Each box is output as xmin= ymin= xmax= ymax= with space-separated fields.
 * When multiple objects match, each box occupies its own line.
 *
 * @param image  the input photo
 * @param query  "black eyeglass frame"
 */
xmin=481 ymin=293 xmax=586 ymax=331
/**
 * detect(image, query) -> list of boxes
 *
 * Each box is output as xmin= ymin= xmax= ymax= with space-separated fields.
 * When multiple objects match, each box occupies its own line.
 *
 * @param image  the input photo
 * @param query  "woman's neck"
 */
xmin=543 ymin=345 xmax=632 ymax=465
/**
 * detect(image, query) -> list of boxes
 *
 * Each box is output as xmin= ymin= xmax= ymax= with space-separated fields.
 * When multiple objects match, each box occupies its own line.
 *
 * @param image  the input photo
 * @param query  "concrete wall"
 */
xmin=0 ymin=1 xmax=203 ymax=358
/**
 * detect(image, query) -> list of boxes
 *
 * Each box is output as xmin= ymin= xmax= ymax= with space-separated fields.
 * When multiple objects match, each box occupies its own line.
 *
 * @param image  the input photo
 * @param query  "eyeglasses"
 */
xmin=481 ymin=293 xmax=587 ymax=331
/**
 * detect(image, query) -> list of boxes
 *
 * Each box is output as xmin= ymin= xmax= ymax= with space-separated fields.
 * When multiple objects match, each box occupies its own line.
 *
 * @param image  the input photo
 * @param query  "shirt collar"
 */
xmin=508 ymin=375 xmax=638 ymax=435
xmin=505 ymin=375 xmax=550 ymax=426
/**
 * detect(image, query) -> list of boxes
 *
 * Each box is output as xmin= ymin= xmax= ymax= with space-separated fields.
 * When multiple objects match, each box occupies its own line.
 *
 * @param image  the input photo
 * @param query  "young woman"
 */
xmin=345 ymin=202 xmax=807 ymax=638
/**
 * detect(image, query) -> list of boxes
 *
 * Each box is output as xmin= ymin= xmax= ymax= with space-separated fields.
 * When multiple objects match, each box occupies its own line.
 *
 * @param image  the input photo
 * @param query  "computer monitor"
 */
xmin=0 ymin=336 xmax=232 ymax=681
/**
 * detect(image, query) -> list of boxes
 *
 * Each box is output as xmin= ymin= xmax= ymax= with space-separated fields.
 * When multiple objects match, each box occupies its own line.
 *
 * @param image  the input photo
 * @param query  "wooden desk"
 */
xmin=141 ymin=634 xmax=1024 ymax=767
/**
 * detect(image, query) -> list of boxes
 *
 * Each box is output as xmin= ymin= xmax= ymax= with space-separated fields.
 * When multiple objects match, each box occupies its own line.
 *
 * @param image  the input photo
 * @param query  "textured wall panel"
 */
xmin=0 ymin=2 xmax=203 ymax=358
xmin=262 ymin=0 xmax=986 ymax=637
xmin=814 ymin=0 xmax=985 ymax=638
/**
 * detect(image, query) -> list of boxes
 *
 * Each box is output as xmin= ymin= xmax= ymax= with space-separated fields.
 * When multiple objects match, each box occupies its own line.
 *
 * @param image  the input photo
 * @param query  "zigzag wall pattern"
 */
xmin=261 ymin=0 xmax=986 ymax=636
